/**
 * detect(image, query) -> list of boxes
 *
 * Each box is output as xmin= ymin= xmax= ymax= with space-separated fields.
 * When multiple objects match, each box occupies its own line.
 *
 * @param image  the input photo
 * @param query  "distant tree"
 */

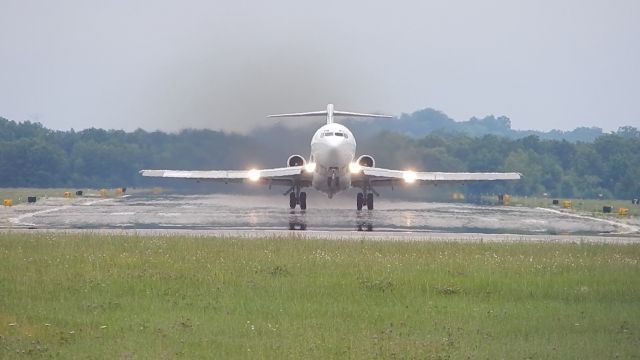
xmin=616 ymin=126 xmax=640 ymax=138
xmin=0 ymin=115 xmax=638 ymax=199
xmin=0 ymin=138 xmax=67 ymax=186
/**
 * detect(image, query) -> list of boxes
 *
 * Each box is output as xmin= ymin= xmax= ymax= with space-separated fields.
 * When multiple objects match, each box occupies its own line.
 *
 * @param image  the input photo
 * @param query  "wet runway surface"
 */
xmin=2 ymin=193 xmax=639 ymax=240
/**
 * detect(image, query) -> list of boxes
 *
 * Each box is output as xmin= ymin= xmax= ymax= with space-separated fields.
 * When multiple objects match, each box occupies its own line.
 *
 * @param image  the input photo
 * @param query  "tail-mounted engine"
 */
xmin=356 ymin=155 xmax=375 ymax=168
xmin=287 ymin=155 xmax=306 ymax=167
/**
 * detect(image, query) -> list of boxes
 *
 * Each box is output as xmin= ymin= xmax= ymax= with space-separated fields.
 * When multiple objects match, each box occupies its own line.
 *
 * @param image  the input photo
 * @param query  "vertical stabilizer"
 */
xmin=326 ymin=103 xmax=334 ymax=124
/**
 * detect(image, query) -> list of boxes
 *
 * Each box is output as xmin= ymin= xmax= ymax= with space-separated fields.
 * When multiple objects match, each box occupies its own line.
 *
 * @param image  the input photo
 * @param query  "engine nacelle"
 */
xmin=356 ymin=155 xmax=375 ymax=168
xmin=287 ymin=154 xmax=306 ymax=167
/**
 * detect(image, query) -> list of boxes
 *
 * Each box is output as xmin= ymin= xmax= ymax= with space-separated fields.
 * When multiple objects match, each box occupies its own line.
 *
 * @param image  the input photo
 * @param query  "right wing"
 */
xmin=352 ymin=167 xmax=521 ymax=187
xmin=140 ymin=166 xmax=312 ymax=187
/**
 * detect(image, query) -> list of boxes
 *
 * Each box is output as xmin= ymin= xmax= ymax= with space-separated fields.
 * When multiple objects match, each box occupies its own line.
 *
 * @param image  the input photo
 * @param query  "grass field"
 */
xmin=0 ymin=188 xmax=146 ymax=205
xmin=1 ymin=233 xmax=639 ymax=359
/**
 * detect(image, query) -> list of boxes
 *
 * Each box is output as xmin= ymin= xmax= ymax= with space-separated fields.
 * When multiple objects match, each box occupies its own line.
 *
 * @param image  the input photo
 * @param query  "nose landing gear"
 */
xmin=327 ymin=168 xmax=340 ymax=189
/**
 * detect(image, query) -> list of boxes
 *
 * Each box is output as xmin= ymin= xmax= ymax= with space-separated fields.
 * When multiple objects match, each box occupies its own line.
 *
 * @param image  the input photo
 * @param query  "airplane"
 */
xmin=140 ymin=104 xmax=521 ymax=210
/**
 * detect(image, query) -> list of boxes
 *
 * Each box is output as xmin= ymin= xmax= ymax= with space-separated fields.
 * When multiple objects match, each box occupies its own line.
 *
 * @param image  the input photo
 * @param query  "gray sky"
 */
xmin=1 ymin=0 xmax=639 ymax=133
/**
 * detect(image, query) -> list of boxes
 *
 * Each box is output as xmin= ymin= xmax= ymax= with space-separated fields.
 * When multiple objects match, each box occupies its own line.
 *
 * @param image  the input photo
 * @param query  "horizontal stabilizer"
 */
xmin=333 ymin=111 xmax=392 ymax=118
xmin=268 ymin=103 xmax=392 ymax=124
xmin=267 ymin=111 xmax=328 ymax=118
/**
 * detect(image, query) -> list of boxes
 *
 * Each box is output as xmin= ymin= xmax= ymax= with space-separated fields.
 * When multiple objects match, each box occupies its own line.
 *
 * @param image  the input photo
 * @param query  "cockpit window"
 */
xmin=320 ymin=131 xmax=348 ymax=138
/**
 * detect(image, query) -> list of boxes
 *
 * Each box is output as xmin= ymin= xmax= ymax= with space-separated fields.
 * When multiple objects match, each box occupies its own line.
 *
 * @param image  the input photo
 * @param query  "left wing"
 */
xmin=351 ymin=167 xmax=521 ymax=187
xmin=140 ymin=166 xmax=312 ymax=187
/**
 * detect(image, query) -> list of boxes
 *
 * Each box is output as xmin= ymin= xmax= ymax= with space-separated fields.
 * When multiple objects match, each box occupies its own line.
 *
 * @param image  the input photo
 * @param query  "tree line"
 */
xmin=1 ymin=116 xmax=639 ymax=199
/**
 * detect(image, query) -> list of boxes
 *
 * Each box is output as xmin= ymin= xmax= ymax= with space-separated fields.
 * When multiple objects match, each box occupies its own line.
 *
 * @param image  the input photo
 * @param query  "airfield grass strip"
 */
xmin=0 ymin=233 xmax=639 ymax=359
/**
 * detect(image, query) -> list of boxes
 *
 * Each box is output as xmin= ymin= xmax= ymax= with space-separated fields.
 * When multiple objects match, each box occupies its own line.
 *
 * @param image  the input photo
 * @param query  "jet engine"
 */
xmin=287 ymin=155 xmax=306 ymax=167
xmin=356 ymin=155 xmax=375 ymax=168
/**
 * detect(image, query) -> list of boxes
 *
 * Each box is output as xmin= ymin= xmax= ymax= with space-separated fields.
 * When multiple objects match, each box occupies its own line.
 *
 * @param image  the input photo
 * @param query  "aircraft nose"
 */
xmin=327 ymin=136 xmax=344 ymax=147
xmin=327 ymin=137 xmax=351 ymax=157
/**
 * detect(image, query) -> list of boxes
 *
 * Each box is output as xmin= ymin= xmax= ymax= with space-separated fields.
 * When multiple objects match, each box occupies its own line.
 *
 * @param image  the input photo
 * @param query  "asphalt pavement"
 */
xmin=1 ymin=193 xmax=639 ymax=243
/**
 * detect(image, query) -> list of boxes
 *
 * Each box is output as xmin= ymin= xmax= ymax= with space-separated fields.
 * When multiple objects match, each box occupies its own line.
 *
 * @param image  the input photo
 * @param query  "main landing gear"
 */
xmin=356 ymin=183 xmax=377 ymax=210
xmin=287 ymin=185 xmax=306 ymax=210
xmin=356 ymin=192 xmax=374 ymax=210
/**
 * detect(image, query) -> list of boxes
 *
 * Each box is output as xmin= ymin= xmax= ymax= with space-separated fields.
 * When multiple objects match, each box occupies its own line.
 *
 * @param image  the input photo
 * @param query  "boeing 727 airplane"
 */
xmin=140 ymin=104 xmax=521 ymax=210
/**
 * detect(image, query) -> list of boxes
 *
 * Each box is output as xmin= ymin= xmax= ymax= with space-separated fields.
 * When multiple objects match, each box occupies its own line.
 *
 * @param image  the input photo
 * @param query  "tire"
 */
xmin=357 ymin=193 xmax=364 ymax=210
xmin=289 ymin=192 xmax=297 ymax=209
xmin=299 ymin=192 xmax=307 ymax=210
xmin=367 ymin=193 xmax=374 ymax=210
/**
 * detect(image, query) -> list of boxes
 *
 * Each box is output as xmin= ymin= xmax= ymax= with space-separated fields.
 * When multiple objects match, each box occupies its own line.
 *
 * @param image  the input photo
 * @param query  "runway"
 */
xmin=1 ymin=193 xmax=639 ymax=243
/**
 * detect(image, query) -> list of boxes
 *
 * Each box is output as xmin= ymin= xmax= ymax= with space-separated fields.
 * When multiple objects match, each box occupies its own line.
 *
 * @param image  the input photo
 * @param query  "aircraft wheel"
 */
xmin=289 ymin=192 xmax=297 ymax=209
xmin=356 ymin=193 xmax=364 ymax=210
xmin=367 ymin=193 xmax=374 ymax=210
xmin=299 ymin=192 xmax=307 ymax=210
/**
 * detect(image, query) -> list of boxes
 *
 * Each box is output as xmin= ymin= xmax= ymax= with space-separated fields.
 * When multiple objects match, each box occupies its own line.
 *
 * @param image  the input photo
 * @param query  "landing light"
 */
xmin=349 ymin=162 xmax=362 ymax=173
xmin=403 ymin=170 xmax=417 ymax=183
xmin=305 ymin=162 xmax=316 ymax=173
xmin=248 ymin=169 xmax=261 ymax=182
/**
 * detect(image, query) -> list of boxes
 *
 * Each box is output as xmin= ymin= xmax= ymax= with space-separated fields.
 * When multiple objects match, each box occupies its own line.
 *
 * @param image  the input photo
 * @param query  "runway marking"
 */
xmin=536 ymin=207 xmax=640 ymax=234
xmin=9 ymin=206 xmax=73 ymax=227
xmin=110 ymin=212 xmax=135 ymax=216
xmin=83 ymin=198 xmax=116 ymax=206
xmin=9 ymin=198 xmax=116 ymax=227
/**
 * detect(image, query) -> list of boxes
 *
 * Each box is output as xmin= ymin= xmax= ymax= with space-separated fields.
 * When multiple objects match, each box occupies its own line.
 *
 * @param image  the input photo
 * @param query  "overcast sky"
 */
xmin=1 ymin=0 xmax=638 ymax=133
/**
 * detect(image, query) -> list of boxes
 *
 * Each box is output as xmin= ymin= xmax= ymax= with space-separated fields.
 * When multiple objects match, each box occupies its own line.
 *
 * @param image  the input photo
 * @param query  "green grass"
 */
xmin=1 ymin=233 xmax=639 ymax=359
xmin=0 ymin=188 xmax=146 ymax=205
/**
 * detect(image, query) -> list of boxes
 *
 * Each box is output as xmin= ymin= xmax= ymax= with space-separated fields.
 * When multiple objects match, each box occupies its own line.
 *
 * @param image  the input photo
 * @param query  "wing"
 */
xmin=140 ymin=166 xmax=312 ymax=187
xmin=351 ymin=167 xmax=521 ymax=187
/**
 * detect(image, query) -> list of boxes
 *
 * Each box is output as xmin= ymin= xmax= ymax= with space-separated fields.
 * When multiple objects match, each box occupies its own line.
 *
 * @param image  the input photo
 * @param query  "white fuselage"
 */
xmin=309 ymin=123 xmax=356 ymax=197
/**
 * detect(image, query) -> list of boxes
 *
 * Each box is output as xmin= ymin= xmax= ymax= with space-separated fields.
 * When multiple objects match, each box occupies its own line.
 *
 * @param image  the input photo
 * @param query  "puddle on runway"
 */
xmin=4 ymin=193 xmax=636 ymax=235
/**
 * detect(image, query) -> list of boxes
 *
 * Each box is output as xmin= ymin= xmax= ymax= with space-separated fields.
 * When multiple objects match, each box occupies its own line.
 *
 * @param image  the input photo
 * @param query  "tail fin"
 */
xmin=268 ymin=104 xmax=392 ymax=124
